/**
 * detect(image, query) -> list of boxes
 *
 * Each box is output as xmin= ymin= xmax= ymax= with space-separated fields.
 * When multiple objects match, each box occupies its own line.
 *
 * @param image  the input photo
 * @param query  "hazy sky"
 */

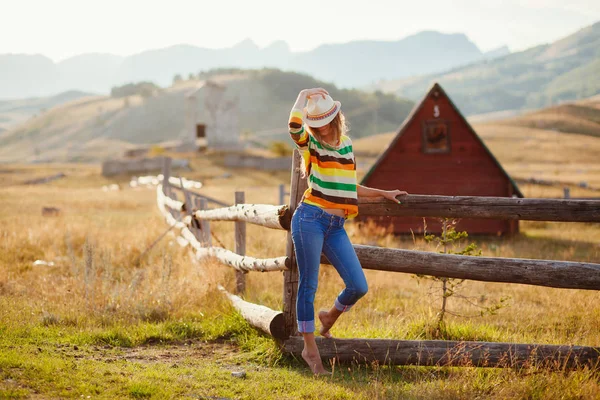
xmin=2 ymin=0 xmax=599 ymax=62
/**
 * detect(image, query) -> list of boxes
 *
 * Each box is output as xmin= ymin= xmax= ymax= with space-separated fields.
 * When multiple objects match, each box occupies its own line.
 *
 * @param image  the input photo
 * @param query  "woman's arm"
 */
xmin=289 ymin=88 xmax=329 ymax=148
xmin=357 ymin=184 xmax=408 ymax=204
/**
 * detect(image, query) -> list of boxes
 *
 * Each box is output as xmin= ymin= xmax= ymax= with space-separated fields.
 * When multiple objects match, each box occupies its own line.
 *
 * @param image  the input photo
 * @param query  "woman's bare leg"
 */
xmin=318 ymin=306 xmax=343 ymax=338
xmin=301 ymin=333 xmax=331 ymax=375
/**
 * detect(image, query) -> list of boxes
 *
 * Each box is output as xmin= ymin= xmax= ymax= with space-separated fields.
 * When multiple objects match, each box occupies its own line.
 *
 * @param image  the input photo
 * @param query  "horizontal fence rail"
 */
xmin=357 ymin=195 xmax=600 ymax=222
xmin=158 ymin=185 xmax=600 ymax=289
xmin=192 ymin=204 xmax=290 ymax=230
xmin=322 ymin=245 xmax=600 ymax=291
xmin=157 ymin=186 xmax=288 ymax=272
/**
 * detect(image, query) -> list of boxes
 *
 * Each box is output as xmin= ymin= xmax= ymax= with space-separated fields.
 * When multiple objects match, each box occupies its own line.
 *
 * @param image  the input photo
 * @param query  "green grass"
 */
xmin=1 ymin=312 xmax=600 ymax=399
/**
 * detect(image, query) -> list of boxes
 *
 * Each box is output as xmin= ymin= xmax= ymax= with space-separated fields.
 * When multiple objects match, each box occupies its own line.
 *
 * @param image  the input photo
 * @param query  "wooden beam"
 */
xmin=320 ymin=245 xmax=600 ymax=291
xmin=193 ymin=204 xmax=290 ymax=230
xmin=357 ymin=195 xmax=600 ymax=222
xmin=235 ymin=191 xmax=247 ymax=294
xmin=218 ymin=285 xmax=286 ymax=340
xmin=161 ymin=157 xmax=172 ymax=196
xmin=283 ymin=337 xmax=600 ymax=369
xmin=283 ymin=150 xmax=307 ymax=338
xmin=191 ymin=239 xmax=288 ymax=272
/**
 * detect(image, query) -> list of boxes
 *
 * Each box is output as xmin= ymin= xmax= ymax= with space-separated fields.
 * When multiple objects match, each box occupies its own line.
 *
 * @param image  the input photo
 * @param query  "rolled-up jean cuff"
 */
xmin=297 ymin=320 xmax=315 ymax=333
xmin=334 ymin=298 xmax=353 ymax=312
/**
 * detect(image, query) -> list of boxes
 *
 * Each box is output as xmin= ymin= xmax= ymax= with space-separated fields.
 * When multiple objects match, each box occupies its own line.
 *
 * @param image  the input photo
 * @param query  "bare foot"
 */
xmin=318 ymin=310 xmax=335 ymax=339
xmin=301 ymin=349 xmax=331 ymax=376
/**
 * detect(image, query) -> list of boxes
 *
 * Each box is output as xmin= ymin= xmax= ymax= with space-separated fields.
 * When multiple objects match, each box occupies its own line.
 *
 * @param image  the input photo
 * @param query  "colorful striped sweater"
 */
xmin=288 ymin=108 xmax=359 ymax=219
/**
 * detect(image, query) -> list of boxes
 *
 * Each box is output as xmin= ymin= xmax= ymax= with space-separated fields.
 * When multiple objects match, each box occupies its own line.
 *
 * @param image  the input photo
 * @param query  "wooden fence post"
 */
xmin=197 ymin=198 xmax=212 ymax=246
xmin=279 ymin=184 xmax=286 ymax=205
xmin=181 ymin=179 xmax=201 ymax=241
xmin=283 ymin=150 xmax=308 ymax=339
xmin=161 ymin=157 xmax=172 ymax=196
xmin=235 ymin=191 xmax=247 ymax=294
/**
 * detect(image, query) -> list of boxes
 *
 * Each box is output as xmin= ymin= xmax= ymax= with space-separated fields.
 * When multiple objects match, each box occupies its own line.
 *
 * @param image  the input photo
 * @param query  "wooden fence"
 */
xmin=156 ymin=153 xmax=600 ymax=369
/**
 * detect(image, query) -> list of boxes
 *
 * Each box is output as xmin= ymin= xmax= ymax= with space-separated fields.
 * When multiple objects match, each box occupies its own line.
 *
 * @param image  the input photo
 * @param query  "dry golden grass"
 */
xmin=1 ymin=157 xmax=600 ymax=398
xmin=2 ymin=162 xmax=599 ymax=339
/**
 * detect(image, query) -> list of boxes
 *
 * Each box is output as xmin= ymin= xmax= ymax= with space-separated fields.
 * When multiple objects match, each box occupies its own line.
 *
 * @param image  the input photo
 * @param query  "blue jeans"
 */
xmin=291 ymin=202 xmax=368 ymax=333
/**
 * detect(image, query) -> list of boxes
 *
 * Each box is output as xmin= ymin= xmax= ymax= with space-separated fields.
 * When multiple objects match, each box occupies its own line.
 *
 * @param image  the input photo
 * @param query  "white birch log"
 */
xmin=157 ymin=185 xmax=288 ymax=272
xmin=157 ymin=184 xmax=185 ymax=212
xmin=218 ymin=285 xmax=285 ymax=339
xmin=194 ymin=247 xmax=288 ymax=272
xmin=193 ymin=204 xmax=290 ymax=230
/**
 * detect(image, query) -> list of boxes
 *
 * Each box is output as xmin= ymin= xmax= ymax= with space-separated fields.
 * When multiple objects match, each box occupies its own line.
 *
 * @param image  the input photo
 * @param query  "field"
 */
xmin=1 ymin=149 xmax=600 ymax=399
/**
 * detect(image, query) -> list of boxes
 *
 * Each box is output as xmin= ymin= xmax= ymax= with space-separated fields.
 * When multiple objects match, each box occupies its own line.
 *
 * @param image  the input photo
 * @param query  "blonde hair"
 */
xmin=301 ymin=111 xmax=349 ymax=178
xmin=306 ymin=111 xmax=348 ymax=149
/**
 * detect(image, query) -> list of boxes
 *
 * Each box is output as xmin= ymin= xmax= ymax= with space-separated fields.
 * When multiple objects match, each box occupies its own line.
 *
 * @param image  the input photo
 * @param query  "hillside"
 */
xmin=0 ymin=31 xmax=485 ymax=98
xmin=0 ymin=69 xmax=414 ymax=163
xmin=494 ymin=95 xmax=600 ymax=137
xmin=372 ymin=21 xmax=600 ymax=115
xmin=0 ymin=90 xmax=91 ymax=132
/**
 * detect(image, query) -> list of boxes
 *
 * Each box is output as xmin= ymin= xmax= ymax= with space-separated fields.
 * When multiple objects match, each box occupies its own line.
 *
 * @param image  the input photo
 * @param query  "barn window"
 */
xmin=422 ymin=120 xmax=450 ymax=153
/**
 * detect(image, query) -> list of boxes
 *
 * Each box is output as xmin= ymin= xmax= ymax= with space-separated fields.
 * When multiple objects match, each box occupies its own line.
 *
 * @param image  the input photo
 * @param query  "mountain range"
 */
xmin=372 ymin=21 xmax=600 ymax=115
xmin=0 ymin=31 xmax=503 ymax=99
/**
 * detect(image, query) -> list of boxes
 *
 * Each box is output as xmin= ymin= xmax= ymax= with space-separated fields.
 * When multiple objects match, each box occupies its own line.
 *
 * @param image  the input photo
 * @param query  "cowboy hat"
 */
xmin=304 ymin=94 xmax=341 ymax=128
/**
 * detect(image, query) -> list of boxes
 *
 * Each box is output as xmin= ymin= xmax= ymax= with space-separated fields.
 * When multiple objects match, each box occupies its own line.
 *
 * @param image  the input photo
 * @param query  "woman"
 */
xmin=288 ymin=87 xmax=408 ymax=375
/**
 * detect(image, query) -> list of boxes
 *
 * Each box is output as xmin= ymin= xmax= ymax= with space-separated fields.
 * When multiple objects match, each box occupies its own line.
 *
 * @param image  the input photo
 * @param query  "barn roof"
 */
xmin=360 ymin=83 xmax=524 ymax=198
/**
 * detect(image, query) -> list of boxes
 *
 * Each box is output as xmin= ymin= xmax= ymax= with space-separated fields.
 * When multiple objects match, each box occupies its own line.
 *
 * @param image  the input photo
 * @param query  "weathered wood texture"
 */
xmin=197 ymin=198 xmax=212 ymax=246
xmin=283 ymin=337 xmax=600 ymax=369
xmin=357 ymin=195 xmax=600 ymax=222
xmin=161 ymin=158 xmax=172 ymax=196
xmin=218 ymin=285 xmax=285 ymax=340
xmin=235 ymin=192 xmax=247 ymax=294
xmin=193 ymin=204 xmax=290 ymax=230
xmin=320 ymin=245 xmax=600 ymax=290
xmin=283 ymin=150 xmax=307 ymax=338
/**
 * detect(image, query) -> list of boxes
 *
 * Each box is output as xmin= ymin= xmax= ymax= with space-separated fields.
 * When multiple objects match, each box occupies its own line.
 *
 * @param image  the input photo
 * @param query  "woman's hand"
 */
xmin=381 ymin=189 xmax=408 ymax=204
xmin=302 ymin=88 xmax=329 ymax=100
xmin=293 ymin=88 xmax=329 ymax=110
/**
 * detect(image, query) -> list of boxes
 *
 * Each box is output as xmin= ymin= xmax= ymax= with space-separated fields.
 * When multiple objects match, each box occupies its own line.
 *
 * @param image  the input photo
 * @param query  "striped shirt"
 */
xmin=289 ymin=108 xmax=359 ymax=219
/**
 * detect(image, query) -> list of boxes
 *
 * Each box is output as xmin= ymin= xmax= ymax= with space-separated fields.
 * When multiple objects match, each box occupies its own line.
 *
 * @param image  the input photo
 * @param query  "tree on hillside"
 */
xmin=173 ymin=74 xmax=183 ymax=85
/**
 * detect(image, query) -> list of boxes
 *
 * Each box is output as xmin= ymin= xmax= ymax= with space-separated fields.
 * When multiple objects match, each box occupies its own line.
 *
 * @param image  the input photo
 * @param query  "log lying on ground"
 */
xmin=358 ymin=195 xmax=600 ymax=222
xmin=218 ymin=285 xmax=285 ymax=340
xmin=193 ymin=204 xmax=291 ymax=230
xmin=320 ymin=245 xmax=600 ymax=290
xmin=283 ymin=337 xmax=600 ymax=369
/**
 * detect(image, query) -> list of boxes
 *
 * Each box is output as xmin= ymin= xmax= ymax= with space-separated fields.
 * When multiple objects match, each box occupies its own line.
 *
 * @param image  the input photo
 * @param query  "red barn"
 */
xmin=359 ymin=83 xmax=523 ymax=235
